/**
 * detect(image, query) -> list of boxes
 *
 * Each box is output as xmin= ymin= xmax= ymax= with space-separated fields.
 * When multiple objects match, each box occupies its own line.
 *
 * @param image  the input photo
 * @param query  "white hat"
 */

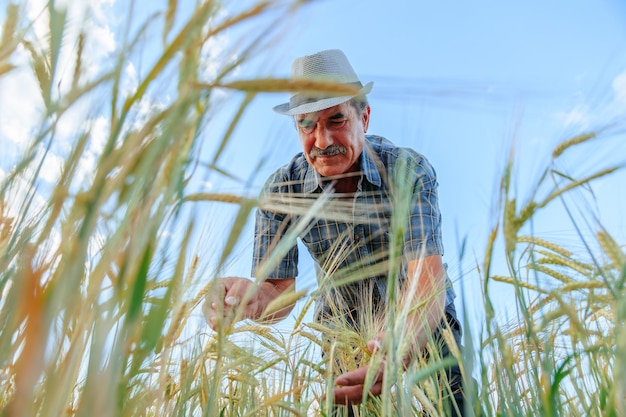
xmin=273 ymin=49 xmax=373 ymax=115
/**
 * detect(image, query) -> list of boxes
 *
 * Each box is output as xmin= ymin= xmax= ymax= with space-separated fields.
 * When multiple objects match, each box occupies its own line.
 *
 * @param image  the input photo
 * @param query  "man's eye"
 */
xmin=299 ymin=120 xmax=315 ymax=132
xmin=328 ymin=119 xmax=347 ymax=129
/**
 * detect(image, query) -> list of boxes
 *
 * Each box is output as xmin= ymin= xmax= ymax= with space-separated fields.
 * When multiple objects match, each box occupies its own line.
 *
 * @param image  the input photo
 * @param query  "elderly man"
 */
xmin=204 ymin=49 xmax=467 ymax=416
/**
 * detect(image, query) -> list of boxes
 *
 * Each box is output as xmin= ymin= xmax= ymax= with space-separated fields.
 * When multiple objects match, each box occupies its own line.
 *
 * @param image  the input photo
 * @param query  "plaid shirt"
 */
xmin=252 ymin=135 xmax=457 ymax=324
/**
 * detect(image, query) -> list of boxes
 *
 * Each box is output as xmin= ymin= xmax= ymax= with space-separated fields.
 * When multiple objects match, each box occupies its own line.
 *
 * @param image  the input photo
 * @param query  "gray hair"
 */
xmin=349 ymin=95 xmax=369 ymax=116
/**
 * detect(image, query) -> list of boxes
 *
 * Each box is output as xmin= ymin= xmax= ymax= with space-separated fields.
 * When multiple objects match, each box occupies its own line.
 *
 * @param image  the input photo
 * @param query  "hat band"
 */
xmin=288 ymin=81 xmax=363 ymax=109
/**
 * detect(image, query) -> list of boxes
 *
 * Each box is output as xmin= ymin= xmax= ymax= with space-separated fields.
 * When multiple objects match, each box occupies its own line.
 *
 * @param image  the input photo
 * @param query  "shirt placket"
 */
xmin=351 ymin=179 xmax=365 ymax=257
xmin=357 ymin=183 xmax=389 ymax=301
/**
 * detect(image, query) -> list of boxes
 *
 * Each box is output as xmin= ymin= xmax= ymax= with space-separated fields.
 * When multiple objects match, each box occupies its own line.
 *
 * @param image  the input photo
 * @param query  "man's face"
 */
xmin=295 ymin=102 xmax=370 ymax=177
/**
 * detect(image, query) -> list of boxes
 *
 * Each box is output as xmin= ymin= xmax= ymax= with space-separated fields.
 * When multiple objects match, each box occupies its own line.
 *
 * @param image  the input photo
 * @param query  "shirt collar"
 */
xmin=302 ymin=137 xmax=382 ymax=193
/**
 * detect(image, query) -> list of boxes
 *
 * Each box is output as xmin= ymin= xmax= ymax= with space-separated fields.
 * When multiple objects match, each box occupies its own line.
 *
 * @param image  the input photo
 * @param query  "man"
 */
xmin=204 ymin=49 xmax=467 ymax=416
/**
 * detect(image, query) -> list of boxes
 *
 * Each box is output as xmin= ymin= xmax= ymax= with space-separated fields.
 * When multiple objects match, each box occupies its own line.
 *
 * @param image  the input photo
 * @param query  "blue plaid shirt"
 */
xmin=252 ymin=135 xmax=457 ymax=325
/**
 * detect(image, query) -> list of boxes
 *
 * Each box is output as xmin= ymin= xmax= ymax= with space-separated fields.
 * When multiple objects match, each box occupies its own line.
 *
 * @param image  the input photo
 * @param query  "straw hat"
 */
xmin=273 ymin=49 xmax=373 ymax=115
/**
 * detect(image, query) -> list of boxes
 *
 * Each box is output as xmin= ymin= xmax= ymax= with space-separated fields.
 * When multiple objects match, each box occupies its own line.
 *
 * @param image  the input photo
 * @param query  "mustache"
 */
xmin=309 ymin=145 xmax=346 ymax=159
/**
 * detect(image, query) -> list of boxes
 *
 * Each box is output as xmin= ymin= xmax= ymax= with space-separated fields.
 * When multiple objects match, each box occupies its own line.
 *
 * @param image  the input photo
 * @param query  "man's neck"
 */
xmin=332 ymin=175 xmax=361 ymax=193
xmin=320 ymin=160 xmax=362 ymax=194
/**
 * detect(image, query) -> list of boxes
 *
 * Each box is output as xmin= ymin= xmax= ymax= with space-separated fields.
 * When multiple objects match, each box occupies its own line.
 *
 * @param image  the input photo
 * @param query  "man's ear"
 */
xmin=362 ymin=105 xmax=371 ymax=133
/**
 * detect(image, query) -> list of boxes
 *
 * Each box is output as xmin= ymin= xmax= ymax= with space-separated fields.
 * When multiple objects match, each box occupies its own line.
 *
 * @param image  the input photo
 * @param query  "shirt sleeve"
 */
xmin=394 ymin=149 xmax=444 ymax=259
xmin=251 ymin=170 xmax=299 ymax=279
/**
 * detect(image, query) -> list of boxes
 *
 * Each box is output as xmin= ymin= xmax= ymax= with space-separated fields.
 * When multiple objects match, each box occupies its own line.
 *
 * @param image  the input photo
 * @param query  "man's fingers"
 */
xmin=332 ymin=384 xmax=365 ymax=405
xmin=332 ymin=381 xmax=384 ymax=405
xmin=368 ymin=381 xmax=384 ymax=397
xmin=202 ymin=281 xmax=238 ymax=331
xmin=335 ymin=363 xmax=383 ymax=387
xmin=202 ymin=300 xmax=219 ymax=331
xmin=335 ymin=367 xmax=369 ymax=387
xmin=202 ymin=277 xmax=259 ymax=331
xmin=367 ymin=338 xmax=382 ymax=353
xmin=224 ymin=295 xmax=240 ymax=306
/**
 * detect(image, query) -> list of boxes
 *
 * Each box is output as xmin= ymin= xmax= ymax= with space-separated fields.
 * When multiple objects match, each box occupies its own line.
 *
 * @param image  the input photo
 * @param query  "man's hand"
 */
xmin=332 ymin=338 xmax=384 ymax=405
xmin=202 ymin=277 xmax=295 ymax=331
xmin=202 ymin=277 xmax=257 ymax=331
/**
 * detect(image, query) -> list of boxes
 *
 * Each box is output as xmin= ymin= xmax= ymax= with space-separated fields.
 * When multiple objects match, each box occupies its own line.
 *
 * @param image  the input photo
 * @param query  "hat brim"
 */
xmin=273 ymin=82 xmax=373 ymax=115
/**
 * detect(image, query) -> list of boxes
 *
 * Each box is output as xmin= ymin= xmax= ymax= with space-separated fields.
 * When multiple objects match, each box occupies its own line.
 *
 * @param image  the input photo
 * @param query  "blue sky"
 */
xmin=199 ymin=0 xmax=626 ymax=326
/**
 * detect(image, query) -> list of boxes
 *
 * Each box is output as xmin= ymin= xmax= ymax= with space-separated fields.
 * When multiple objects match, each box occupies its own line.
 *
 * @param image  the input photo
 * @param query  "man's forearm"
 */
xmin=401 ymin=255 xmax=447 ymax=358
xmin=403 ymin=291 xmax=446 ymax=358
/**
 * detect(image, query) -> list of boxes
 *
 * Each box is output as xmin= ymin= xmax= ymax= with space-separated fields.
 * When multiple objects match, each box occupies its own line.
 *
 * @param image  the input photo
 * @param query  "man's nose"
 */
xmin=314 ymin=125 xmax=333 ymax=149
